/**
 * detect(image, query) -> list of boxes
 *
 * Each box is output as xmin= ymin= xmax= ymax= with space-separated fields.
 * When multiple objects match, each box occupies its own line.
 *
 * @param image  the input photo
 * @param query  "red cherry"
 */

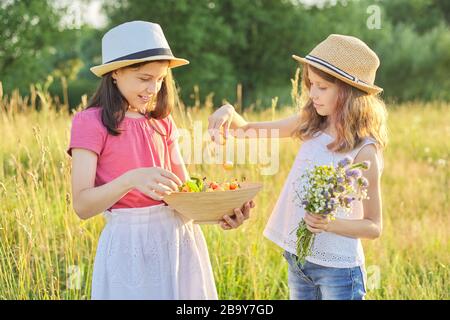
xmin=229 ymin=182 xmax=238 ymax=190
xmin=209 ymin=182 xmax=219 ymax=190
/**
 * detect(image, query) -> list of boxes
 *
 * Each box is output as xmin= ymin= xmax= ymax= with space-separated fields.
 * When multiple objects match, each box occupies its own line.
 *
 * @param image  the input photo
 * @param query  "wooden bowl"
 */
xmin=163 ymin=182 xmax=263 ymax=224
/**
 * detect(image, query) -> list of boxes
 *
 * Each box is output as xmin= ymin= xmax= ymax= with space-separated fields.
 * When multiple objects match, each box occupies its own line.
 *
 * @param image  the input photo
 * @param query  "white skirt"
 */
xmin=91 ymin=204 xmax=218 ymax=300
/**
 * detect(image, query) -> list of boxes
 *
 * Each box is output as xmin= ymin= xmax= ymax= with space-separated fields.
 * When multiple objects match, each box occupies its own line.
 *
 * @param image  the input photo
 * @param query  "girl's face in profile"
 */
xmin=112 ymin=61 xmax=169 ymax=112
xmin=307 ymin=68 xmax=339 ymax=117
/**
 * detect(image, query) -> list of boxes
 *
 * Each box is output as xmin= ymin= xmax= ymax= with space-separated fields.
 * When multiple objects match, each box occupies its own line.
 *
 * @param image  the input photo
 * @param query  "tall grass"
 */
xmin=0 ymin=82 xmax=448 ymax=299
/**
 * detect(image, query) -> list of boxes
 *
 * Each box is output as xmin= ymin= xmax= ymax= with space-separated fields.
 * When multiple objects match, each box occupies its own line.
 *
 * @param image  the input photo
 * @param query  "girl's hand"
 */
xmin=208 ymin=104 xmax=235 ymax=143
xmin=127 ymin=167 xmax=182 ymax=201
xmin=303 ymin=212 xmax=330 ymax=234
xmin=219 ymin=200 xmax=255 ymax=230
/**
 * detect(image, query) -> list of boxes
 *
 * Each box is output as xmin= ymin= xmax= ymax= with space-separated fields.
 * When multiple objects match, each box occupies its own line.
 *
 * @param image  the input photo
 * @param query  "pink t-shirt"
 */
xmin=67 ymin=106 xmax=179 ymax=210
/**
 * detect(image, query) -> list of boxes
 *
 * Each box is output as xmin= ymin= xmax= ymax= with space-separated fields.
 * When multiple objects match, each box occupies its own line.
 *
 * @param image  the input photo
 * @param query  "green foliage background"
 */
xmin=1 ymin=0 xmax=450 ymax=108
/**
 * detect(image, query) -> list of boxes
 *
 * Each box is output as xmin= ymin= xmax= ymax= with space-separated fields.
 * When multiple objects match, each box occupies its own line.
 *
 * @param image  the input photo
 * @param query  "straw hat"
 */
xmin=292 ymin=34 xmax=383 ymax=94
xmin=90 ymin=21 xmax=189 ymax=77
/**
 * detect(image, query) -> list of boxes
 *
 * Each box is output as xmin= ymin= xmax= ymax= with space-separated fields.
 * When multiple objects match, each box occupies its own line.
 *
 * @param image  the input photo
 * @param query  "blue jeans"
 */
xmin=283 ymin=250 xmax=366 ymax=300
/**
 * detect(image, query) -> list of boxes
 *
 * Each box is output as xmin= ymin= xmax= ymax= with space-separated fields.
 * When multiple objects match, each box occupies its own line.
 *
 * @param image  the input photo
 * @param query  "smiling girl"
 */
xmin=67 ymin=21 xmax=252 ymax=300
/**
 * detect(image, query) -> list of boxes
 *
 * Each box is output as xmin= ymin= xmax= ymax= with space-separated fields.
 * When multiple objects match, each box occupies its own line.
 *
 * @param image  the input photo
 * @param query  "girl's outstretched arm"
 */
xmin=208 ymin=104 xmax=301 ymax=140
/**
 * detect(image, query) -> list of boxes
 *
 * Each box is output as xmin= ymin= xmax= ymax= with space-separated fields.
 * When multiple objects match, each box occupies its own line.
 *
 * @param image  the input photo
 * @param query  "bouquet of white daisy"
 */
xmin=292 ymin=156 xmax=370 ymax=265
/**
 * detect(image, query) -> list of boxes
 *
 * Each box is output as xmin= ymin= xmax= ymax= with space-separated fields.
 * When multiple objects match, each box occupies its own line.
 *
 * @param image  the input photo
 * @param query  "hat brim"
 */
xmin=90 ymin=55 xmax=190 ymax=77
xmin=292 ymin=55 xmax=383 ymax=95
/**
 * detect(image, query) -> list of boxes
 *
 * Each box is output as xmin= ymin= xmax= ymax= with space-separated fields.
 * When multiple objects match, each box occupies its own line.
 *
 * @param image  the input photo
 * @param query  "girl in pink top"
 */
xmin=67 ymin=21 xmax=253 ymax=300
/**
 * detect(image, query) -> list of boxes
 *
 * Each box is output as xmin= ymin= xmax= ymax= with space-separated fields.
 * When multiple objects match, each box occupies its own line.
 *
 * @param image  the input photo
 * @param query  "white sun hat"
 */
xmin=90 ymin=21 xmax=189 ymax=77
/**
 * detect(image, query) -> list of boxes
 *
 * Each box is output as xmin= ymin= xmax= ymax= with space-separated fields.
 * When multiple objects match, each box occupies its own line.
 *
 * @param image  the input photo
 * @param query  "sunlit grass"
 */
xmin=0 ymin=83 xmax=448 ymax=299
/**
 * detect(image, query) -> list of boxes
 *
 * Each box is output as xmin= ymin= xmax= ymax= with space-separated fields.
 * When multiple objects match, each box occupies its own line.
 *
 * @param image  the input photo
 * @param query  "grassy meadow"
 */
xmin=0 ymin=82 xmax=449 ymax=299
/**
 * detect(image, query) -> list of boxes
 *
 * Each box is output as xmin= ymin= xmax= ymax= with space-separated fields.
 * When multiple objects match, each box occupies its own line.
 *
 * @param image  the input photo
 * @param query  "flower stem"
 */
xmin=295 ymin=220 xmax=315 ymax=265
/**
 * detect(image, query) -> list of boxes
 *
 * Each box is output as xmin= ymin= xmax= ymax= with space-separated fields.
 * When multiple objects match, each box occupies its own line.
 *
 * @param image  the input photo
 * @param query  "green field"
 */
xmin=0 ymin=85 xmax=448 ymax=299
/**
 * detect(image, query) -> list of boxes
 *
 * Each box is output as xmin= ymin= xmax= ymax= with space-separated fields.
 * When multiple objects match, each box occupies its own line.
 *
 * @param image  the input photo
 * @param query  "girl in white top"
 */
xmin=208 ymin=34 xmax=388 ymax=300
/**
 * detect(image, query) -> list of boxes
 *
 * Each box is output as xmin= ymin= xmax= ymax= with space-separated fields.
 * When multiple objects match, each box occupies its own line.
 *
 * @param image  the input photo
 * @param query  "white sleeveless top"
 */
xmin=263 ymin=131 xmax=383 ymax=268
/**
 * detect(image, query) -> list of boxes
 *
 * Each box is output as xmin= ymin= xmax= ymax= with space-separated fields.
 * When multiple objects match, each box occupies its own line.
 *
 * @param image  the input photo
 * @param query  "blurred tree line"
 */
xmin=1 ymin=0 xmax=450 ymax=110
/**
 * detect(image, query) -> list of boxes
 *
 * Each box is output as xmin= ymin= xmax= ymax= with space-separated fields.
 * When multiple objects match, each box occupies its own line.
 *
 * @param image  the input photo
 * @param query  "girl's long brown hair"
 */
xmin=86 ymin=61 xmax=176 ymax=136
xmin=294 ymin=64 xmax=388 ymax=153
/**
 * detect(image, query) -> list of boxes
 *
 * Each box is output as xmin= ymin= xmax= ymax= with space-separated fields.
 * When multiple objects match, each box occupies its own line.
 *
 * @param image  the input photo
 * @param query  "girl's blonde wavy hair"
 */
xmin=294 ymin=64 xmax=388 ymax=153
